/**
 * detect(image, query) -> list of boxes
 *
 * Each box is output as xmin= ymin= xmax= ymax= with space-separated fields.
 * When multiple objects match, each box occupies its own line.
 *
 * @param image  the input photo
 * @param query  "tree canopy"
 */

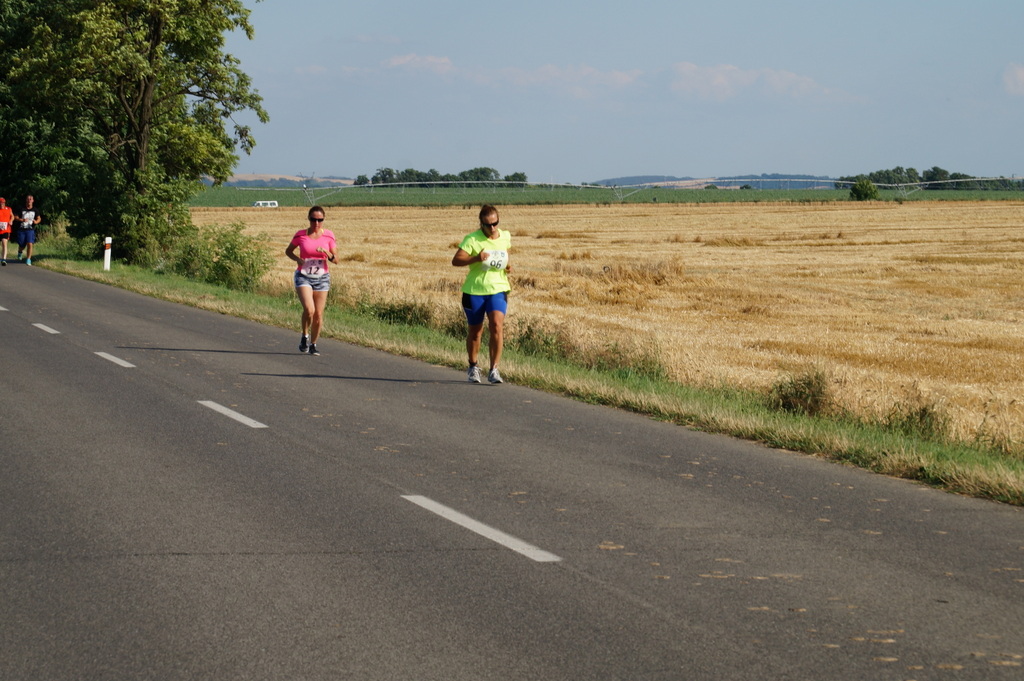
xmin=848 ymin=177 xmax=879 ymax=201
xmin=836 ymin=166 xmax=1022 ymax=190
xmin=354 ymin=167 xmax=529 ymax=188
xmin=0 ymin=0 xmax=267 ymax=262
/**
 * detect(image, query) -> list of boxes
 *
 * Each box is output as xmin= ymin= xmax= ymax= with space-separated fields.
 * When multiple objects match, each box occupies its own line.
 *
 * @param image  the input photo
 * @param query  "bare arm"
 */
xmin=452 ymin=248 xmax=484 ymax=267
xmin=316 ymin=244 xmax=337 ymax=262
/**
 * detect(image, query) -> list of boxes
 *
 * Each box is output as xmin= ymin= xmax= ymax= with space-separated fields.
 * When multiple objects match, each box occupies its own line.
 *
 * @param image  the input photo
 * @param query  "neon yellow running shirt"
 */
xmin=459 ymin=228 xmax=511 ymax=295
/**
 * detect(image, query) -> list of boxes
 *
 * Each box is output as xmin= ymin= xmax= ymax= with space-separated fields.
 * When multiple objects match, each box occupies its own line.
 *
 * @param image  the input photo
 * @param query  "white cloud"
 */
xmin=382 ymin=54 xmax=454 ymax=75
xmin=670 ymin=62 xmax=825 ymax=101
xmin=1004 ymin=63 xmax=1024 ymax=96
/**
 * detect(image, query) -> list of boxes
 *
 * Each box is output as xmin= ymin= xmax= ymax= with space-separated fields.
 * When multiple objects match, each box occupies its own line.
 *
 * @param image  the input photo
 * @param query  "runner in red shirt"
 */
xmin=0 ymin=197 xmax=13 ymax=266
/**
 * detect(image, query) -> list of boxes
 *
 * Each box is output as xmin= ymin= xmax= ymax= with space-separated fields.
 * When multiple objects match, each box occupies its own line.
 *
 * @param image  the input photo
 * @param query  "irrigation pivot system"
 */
xmin=210 ymin=176 xmax=1024 ymax=207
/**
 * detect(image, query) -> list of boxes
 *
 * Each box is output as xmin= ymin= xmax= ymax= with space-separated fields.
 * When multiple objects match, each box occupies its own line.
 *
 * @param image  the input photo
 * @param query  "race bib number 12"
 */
xmin=301 ymin=258 xmax=327 ymax=278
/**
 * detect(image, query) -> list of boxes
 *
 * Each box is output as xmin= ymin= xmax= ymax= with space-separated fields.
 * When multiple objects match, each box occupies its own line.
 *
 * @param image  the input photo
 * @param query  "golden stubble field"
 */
xmin=192 ymin=202 xmax=1024 ymax=446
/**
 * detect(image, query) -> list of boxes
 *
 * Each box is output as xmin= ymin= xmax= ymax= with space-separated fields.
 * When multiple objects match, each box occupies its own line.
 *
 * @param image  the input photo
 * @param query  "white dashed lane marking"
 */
xmin=403 ymin=495 xmax=562 ymax=563
xmin=95 ymin=352 xmax=136 ymax=368
xmin=198 ymin=400 xmax=269 ymax=429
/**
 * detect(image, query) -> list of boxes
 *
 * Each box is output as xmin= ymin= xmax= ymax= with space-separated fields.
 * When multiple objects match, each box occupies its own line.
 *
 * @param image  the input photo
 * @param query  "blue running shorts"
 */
xmin=462 ymin=291 xmax=508 ymax=325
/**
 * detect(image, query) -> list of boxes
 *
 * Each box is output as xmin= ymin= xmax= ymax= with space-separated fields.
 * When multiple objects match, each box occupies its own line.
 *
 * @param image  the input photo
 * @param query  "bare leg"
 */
xmin=466 ymin=322 xmax=484 ymax=365
xmin=309 ymin=290 xmax=328 ymax=343
xmin=296 ymin=286 xmax=315 ymax=336
xmin=487 ymin=310 xmax=505 ymax=369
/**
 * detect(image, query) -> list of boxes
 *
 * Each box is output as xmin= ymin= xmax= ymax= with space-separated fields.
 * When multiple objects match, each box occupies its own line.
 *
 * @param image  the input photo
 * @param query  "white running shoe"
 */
xmin=488 ymin=367 xmax=503 ymax=384
xmin=467 ymin=366 xmax=482 ymax=383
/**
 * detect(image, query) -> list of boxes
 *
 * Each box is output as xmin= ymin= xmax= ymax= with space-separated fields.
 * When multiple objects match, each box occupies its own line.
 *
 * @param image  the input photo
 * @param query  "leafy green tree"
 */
xmin=892 ymin=166 xmax=921 ymax=184
xmin=372 ymin=167 xmax=397 ymax=184
xmin=836 ymin=165 xmax=1020 ymax=192
xmin=948 ymin=172 xmax=977 ymax=189
xmin=1 ymin=0 xmax=267 ymax=263
xmin=361 ymin=166 xmax=527 ymax=188
xmin=459 ymin=167 xmax=502 ymax=184
xmin=503 ymin=172 xmax=527 ymax=187
xmin=837 ymin=166 xmax=921 ymax=187
xmin=921 ymin=166 xmax=951 ymax=189
xmin=849 ymin=177 xmax=879 ymax=201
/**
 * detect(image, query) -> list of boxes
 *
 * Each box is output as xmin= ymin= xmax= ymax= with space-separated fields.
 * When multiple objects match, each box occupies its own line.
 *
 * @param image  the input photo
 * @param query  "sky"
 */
xmin=222 ymin=0 xmax=1024 ymax=184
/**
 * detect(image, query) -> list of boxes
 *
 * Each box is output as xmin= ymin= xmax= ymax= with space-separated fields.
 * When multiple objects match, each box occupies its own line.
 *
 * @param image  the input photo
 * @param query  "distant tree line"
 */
xmin=836 ymin=167 xmax=1023 ymax=190
xmin=354 ymin=167 xmax=528 ymax=188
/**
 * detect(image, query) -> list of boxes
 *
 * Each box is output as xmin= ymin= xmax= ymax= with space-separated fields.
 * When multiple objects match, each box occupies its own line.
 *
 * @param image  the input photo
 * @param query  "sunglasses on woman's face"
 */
xmin=309 ymin=217 xmax=324 ymax=222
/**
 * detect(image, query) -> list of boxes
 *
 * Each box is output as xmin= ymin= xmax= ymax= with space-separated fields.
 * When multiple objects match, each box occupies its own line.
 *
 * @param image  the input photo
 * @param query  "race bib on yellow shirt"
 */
xmin=481 ymin=250 xmax=508 ymax=271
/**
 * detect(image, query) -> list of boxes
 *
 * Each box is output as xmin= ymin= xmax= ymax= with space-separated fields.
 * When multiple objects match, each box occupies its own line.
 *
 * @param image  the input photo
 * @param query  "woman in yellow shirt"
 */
xmin=451 ymin=205 xmax=512 ymax=384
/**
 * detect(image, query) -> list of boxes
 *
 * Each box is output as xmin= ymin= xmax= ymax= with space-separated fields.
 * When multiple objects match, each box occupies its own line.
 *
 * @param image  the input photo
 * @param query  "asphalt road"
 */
xmin=1 ymin=263 xmax=1022 ymax=680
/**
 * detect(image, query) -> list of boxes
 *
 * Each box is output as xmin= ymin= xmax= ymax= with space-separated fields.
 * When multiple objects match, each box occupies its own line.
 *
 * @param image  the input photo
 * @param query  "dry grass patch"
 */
xmin=702 ymin=236 xmax=766 ymax=247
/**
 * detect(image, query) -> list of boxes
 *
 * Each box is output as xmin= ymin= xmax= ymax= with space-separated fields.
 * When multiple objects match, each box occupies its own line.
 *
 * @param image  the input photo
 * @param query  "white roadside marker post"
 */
xmin=103 ymin=237 xmax=112 ymax=270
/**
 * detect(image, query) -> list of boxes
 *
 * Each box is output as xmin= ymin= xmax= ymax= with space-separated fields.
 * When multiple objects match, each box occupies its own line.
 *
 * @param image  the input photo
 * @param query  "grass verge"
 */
xmin=39 ymin=255 xmax=1024 ymax=506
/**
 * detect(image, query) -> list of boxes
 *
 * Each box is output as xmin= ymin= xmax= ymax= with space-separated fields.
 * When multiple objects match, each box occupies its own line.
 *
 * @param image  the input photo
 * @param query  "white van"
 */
xmin=252 ymin=200 xmax=279 ymax=208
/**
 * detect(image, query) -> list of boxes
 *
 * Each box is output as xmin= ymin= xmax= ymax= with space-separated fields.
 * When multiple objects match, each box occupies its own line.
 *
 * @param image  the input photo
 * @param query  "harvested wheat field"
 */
xmin=192 ymin=202 xmax=1024 ymax=447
